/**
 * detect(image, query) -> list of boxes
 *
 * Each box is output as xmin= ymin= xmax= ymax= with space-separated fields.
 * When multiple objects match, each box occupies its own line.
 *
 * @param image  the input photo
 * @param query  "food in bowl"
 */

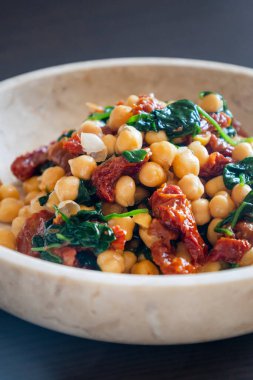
xmin=1 ymin=91 xmax=253 ymax=275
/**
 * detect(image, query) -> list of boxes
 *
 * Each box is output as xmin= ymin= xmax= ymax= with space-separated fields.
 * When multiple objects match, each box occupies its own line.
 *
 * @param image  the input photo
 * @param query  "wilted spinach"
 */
xmin=57 ymin=129 xmax=76 ymax=142
xmin=127 ymin=99 xmax=201 ymax=140
xmin=223 ymin=157 xmax=253 ymax=190
xmin=122 ymin=149 xmax=147 ymax=163
xmin=75 ymin=180 xmax=97 ymax=205
xmin=88 ymin=106 xmax=114 ymax=122
xmin=38 ymin=193 xmax=51 ymax=206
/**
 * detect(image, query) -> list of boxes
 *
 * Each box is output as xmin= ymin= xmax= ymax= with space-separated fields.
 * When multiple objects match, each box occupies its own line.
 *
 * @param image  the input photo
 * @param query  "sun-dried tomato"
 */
xmin=200 ymin=112 xmax=231 ymax=134
xmin=48 ymin=140 xmax=78 ymax=174
xmin=16 ymin=210 xmax=54 ymax=256
xmin=11 ymin=146 xmax=48 ymax=181
xmin=92 ymin=154 xmax=150 ymax=202
xmin=62 ymin=134 xmax=83 ymax=155
xmin=132 ymin=94 xmax=165 ymax=115
xmin=200 ymin=152 xmax=232 ymax=179
xmin=206 ymin=134 xmax=233 ymax=157
xmin=110 ymin=225 xmax=126 ymax=251
xmin=150 ymin=184 xmax=207 ymax=264
xmin=151 ymin=241 xmax=196 ymax=274
xmin=52 ymin=246 xmax=77 ymax=266
xmin=234 ymin=222 xmax=253 ymax=246
xmin=208 ymin=237 xmax=251 ymax=263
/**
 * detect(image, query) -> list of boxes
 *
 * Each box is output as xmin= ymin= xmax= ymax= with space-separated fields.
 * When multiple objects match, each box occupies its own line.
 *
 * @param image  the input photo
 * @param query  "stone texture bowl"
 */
xmin=1 ymin=58 xmax=253 ymax=344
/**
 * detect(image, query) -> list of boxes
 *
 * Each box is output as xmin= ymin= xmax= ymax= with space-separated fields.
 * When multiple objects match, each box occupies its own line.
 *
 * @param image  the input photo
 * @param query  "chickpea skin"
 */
xmin=39 ymin=166 xmax=65 ymax=192
xmin=115 ymin=176 xmax=136 ymax=207
xmin=178 ymin=174 xmax=204 ymax=200
xmin=115 ymin=126 xmax=143 ymax=154
xmin=232 ymin=142 xmax=253 ymax=161
xmin=0 ymin=198 xmax=23 ymax=223
xmin=54 ymin=176 xmax=80 ymax=202
xmin=0 ymin=229 xmax=16 ymax=250
xmin=231 ymin=184 xmax=251 ymax=205
xmin=108 ymin=105 xmax=132 ymax=131
xmin=139 ymin=162 xmax=167 ymax=187
xmin=191 ymin=198 xmax=211 ymax=225
xmin=173 ymin=148 xmax=200 ymax=178
xmin=0 ymin=184 xmax=20 ymax=200
xmin=68 ymin=155 xmax=97 ymax=180
xmin=150 ymin=141 xmax=177 ymax=169
xmin=97 ymin=250 xmax=125 ymax=273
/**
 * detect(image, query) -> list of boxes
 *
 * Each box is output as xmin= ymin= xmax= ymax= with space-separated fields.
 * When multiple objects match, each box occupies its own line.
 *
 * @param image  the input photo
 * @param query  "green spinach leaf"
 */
xmin=223 ymin=157 xmax=253 ymax=190
xmin=88 ymin=106 xmax=114 ymax=121
xmin=122 ymin=149 xmax=147 ymax=162
xmin=127 ymin=99 xmax=201 ymax=139
xmin=38 ymin=193 xmax=51 ymax=206
xmin=75 ymin=180 xmax=97 ymax=205
xmin=40 ymin=251 xmax=63 ymax=264
xmin=57 ymin=129 xmax=75 ymax=142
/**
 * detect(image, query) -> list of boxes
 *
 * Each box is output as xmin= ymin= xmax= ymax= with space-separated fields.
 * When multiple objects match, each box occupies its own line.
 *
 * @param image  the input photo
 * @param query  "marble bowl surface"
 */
xmin=1 ymin=58 xmax=253 ymax=344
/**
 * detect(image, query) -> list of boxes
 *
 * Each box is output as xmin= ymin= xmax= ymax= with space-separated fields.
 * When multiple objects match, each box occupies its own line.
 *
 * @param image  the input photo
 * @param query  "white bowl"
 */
xmin=1 ymin=58 xmax=253 ymax=345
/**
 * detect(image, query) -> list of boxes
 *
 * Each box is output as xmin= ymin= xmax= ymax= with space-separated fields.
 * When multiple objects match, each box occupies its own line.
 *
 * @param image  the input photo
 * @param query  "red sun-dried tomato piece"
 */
xmin=16 ymin=210 xmax=54 ymax=256
xmin=110 ymin=225 xmax=126 ymax=251
xmin=52 ymin=246 xmax=77 ymax=266
xmin=200 ymin=152 xmax=233 ymax=179
xmin=11 ymin=146 xmax=48 ymax=181
xmin=48 ymin=140 xmax=79 ymax=174
xmin=62 ymin=134 xmax=83 ymax=155
xmin=206 ymin=134 xmax=233 ymax=157
xmin=208 ymin=237 xmax=251 ymax=263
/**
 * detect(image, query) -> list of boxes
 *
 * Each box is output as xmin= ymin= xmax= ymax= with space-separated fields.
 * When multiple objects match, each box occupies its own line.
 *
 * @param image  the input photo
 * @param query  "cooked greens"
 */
xmin=88 ymin=106 xmax=114 ymax=122
xmin=122 ymin=149 xmax=147 ymax=163
xmin=57 ymin=129 xmax=76 ymax=142
xmin=223 ymin=157 xmax=253 ymax=190
xmin=75 ymin=180 xmax=97 ymax=206
xmin=127 ymin=99 xmax=201 ymax=139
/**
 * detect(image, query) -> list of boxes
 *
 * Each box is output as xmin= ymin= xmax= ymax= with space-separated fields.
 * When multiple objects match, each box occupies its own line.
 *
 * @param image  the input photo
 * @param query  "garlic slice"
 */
xmin=58 ymin=200 xmax=80 ymax=217
xmin=81 ymin=132 xmax=108 ymax=162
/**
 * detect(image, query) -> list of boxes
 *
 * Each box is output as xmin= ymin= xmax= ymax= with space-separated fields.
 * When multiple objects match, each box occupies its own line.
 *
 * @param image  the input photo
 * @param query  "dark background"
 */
xmin=1 ymin=0 xmax=253 ymax=379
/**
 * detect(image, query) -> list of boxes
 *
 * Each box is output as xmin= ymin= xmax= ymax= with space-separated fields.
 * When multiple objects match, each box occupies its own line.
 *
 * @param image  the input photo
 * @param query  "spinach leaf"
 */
xmin=88 ymin=106 xmax=114 ymax=122
xmin=224 ymin=126 xmax=236 ymax=137
xmin=215 ymin=190 xmax=253 ymax=235
xmin=38 ymin=193 xmax=51 ymax=206
xmin=122 ymin=149 xmax=147 ymax=163
xmin=75 ymin=180 xmax=97 ymax=206
xmin=57 ymin=129 xmax=75 ymax=142
xmin=127 ymin=99 xmax=201 ymax=139
xmin=223 ymin=157 xmax=253 ymax=190
xmin=36 ymin=160 xmax=55 ymax=175
xmin=76 ymin=250 xmax=99 ymax=270
xmin=103 ymin=208 xmax=148 ymax=221
xmin=32 ymin=210 xmax=115 ymax=255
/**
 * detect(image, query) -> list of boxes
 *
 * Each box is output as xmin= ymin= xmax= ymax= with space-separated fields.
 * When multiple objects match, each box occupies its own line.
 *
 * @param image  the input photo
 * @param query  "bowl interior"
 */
xmin=1 ymin=58 xmax=253 ymax=184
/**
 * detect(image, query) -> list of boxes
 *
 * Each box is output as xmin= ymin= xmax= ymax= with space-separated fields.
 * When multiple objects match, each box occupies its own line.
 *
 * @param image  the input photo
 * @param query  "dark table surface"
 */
xmin=1 ymin=1 xmax=253 ymax=379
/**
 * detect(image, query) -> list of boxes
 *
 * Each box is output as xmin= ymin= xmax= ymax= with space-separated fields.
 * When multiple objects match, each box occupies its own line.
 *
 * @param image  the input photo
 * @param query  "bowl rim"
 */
xmin=1 ymin=56 xmax=253 ymax=287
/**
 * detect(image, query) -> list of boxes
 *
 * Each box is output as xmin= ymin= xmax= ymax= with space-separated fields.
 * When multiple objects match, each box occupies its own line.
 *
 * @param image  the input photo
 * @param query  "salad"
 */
xmin=1 ymin=91 xmax=253 ymax=275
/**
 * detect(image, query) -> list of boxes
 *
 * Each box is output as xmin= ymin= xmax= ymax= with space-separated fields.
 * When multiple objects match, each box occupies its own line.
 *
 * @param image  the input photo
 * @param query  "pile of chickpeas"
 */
xmin=1 ymin=92 xmax=253 ymax=274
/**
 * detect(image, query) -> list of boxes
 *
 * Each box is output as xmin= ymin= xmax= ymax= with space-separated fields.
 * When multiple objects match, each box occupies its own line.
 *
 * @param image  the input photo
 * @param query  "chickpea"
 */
xmin=173 ymin=148 xmax=200 ymax=178
xmin=176 ymin=242 xmax=191 ymax=261
xmin=239 ymin=248 xmax=253 ymax=267
xmin=188 ymin=141 xmax=209 ymax=167
xmin=123 ymin=251 xmax=137 ymax=273
xmin=11 ymin=216 xmax=26 ymax=237
xmin=18 ymin=205 xmax=32 ymax=218
xmin=145 ymin=131 xmax=168 ymax=144
xmin=193 ymin=133 xmax=211 ymax=146
xmin=139 ymin=162 xmax=167 ymax=187
xmin=108 ymin=105 xmax=132 ymax=131
xmin=126 ymin=94 xmax=139 ymax=107
xmin=54 ymin=176 xmax=80 ymax=202
xmin=134 ymin=186 xmax=150 ymax=204
xmin=101 ymin=134 xmax=117 ymax=156
xmin=205 ymin=175 xmax=226 ymax=198
xmin=191 ymin=198 xmax=211 ymax=225
xmin=215 ymin=190 xmax=231 ymax=198
xmin=198 ymin=93 xmax=223 ymax=113
xmin=78 ymin=120 xmax=103 ymax=136
xmin=150 ymin=141 xmax=177 ymax=169
xmin=97 ymin=250 xmax=125 ymax=273
xmin=30 ymin=196 xmax=45 ymax=214
xmin=139 ymin=227 xmax=159 ymax=248
xmin=178 ymin=174 xmax=204 ymax=200
xmin=23 ymin=176 xmax=40 ymax=194
xmin=46 ymin=191 xmax=60 ymax=211
xmin=131 ymin=260 xmax=159 ymax=275
xmin=25 ymin=191 xmax=40 ymax=205
xmin=102 ymin=202 xmax=126 ymax=216
xmin=39 ymin=166 xmax=65 ymax=192
xmin=0 ymin=229 xmax=16 ymax=250
xmin=231 ymin=184 xmax=251 ymax=205
xmin=207 ymin=218 xmax=222 ymax=246
xmin=68 ymin=155 xmax=97 ymax=180
xmin=232 ymin=142 xmax=253 ymax=161
xmin=108 ymin=217 xmax=135 ymax=241
xmin=133 ymin=213 xmax=152 ymax=229
xmin=0 ymin=198 xmax=23 ymax=223
xmin=209 ymin=194 xmax=235 ymax=218
xmin=115 ymin=176 xmax=136 ymax=207
xmin=0 ymin=184 xmax=20 ymax=200
xmin=115 ymin=125 xmax=143 ymax=154
xmin=57 ymin=200 xmax=80 ymax=217
xmin=199 ymin=262 xmax=222 ymax=272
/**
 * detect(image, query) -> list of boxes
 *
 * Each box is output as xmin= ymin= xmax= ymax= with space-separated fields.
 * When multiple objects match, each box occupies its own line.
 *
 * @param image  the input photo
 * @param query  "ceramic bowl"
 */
xmin=1 ymin=58 xmax=253 ymax=345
